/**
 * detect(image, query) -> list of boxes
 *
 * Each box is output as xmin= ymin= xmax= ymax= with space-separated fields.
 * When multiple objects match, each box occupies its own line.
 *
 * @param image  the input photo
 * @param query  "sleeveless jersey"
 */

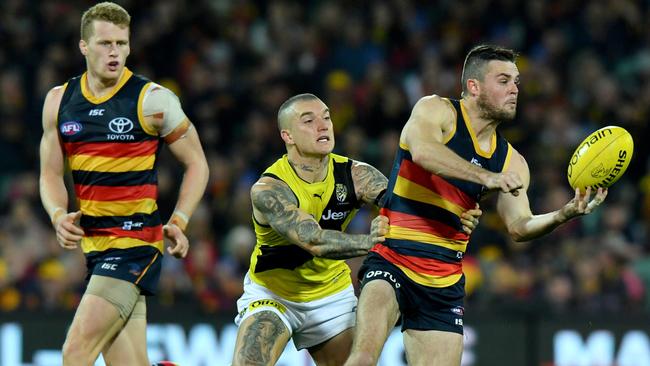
xmin=250 ymin=153 xmax=361 ymax=302
xmin=57 ymin=68 xmax=164 ymax=255
xmin=372 ymin=98 xmax=513 ymax=287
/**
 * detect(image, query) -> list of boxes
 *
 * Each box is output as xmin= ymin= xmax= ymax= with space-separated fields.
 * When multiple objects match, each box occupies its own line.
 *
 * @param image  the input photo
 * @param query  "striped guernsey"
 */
xmin=372 ymin=98 xmax=513 ymax=287
xmin=57 ymin=68 xmax=164 ymax=255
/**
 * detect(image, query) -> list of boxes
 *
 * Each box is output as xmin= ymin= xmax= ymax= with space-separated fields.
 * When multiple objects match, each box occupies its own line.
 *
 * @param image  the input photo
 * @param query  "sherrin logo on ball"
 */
xmin=567 ymin=126 xmax=634 ymax=192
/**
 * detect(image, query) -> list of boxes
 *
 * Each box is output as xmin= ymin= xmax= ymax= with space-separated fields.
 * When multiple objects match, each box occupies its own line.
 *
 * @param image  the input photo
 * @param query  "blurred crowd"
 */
xmin=1 ymin=0 xmax=650 ymax=317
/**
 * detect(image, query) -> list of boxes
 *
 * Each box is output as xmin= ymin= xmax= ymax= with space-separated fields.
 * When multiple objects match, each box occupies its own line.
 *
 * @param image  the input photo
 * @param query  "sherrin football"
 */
xmin=567 ymin=126 xmax=633 ymax=192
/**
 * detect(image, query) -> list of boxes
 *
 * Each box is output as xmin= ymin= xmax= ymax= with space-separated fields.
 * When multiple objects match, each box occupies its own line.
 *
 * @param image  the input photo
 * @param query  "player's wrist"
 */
xmin=51 ymin=207 xmax=66 ymax=227
xmin=168 ymin=210 xmax=189 ymax=232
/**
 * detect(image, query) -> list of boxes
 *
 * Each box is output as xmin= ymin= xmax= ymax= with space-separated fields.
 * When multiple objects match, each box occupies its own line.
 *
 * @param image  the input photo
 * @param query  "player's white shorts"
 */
xmin=235 ymin=272 xmax=357 ymax=350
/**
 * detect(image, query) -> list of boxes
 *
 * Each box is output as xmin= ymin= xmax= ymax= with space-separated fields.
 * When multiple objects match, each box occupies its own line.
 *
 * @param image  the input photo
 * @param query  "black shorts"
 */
xmin=358 ymin=251 xmax=465 ymax=334
xmin=85 ymin=246 xmax=162 ymax=296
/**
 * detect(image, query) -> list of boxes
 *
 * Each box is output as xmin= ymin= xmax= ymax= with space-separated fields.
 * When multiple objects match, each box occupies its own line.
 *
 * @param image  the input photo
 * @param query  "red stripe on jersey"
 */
xmin=372 ymin=244 xmax=462 ymax=277
xmin=63 ymin=140 xmax=158 ymax=158
xmin=74 ymin=184 xmax=158 ymax=201
xmin=84 ymin=225 xmax=163 ymax=242
xmin=398 ymin=159 xmax=475 ymax=209
xmin=381 ymin=208 xmax=468 ymax=241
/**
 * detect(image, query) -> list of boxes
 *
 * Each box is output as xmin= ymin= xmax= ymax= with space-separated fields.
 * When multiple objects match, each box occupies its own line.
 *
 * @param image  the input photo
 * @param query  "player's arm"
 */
xmin=39 ymin=86 xmax=84 ymax=248
xmin=496 ymin=149 xmax=607 ymax=242
xmin=403 ymin=96 xmax=522 ymax=194
xmin=251 ymin=177 xmax=388 ymax=259
xmin=351 ymin=160 xmax=388 ymax=207
xmin=143 ymin=85 xmax=209 ymax=257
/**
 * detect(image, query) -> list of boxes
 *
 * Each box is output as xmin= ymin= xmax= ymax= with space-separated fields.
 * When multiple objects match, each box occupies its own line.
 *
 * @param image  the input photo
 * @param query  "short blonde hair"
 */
xmin=80 ymin=2 xmax=130 ymax=41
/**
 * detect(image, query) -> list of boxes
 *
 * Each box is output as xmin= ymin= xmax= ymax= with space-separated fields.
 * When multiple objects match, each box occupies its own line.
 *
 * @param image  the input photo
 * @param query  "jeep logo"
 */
xmin=321 ymin=209 xmax=349 ymax=221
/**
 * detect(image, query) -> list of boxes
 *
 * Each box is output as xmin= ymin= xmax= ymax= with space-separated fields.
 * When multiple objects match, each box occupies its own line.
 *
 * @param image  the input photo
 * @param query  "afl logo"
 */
xmin=61 ymin=121 xmax=82 ymax=136
xmin=108 ymin=117 xmax=134 ymax=134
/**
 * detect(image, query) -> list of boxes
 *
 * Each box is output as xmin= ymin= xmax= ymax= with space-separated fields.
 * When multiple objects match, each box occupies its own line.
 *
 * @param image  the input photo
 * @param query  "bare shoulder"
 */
xmin=505 ymin=146 xmax=531 ymax=186
xmin=506 ymin=147 xmax=528 ymax=171
xmin=44 ymin=85 xmax=66 ymax=109
xmin=42 ymin=84 xmax=67 ymax=127
xmin=250 ymin=176 xmax=297 ymax=209
xmin=402 ymin=94 xmax=456 ymax=144
xmin=414 ymin=95 xmax=455 ymax=117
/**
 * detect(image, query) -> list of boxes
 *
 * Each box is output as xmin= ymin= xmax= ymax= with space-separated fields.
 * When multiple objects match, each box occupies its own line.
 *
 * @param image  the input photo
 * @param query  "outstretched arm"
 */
xmin=496 ymin=149 xmax=607 ymax=242
xmin=403 ymin=95 xmax=522 ymax=195
xmin=252 ymin=177 xmax=388 ymax=259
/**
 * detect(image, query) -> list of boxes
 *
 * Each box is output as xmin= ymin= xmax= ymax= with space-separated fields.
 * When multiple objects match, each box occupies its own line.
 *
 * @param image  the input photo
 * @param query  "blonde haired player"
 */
xmin=345 ymin=45 xmax=608 ymax=366
xmin=39 ymin=2 xmax=208 ymax=365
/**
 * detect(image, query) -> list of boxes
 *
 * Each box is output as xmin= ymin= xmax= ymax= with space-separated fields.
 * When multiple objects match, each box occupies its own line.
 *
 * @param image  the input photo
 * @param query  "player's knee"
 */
xmin=62 ymin=337 xmax=93 ymax=366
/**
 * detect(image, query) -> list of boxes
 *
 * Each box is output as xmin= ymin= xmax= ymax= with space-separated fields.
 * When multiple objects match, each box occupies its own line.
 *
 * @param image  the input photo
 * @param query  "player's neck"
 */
xmin=85 ymin=68 xmax=124 ymax=98
xmin=287 ymin=151 xmax=329 ymax=183
xmin=462 ymin=98 xmax=499 ymax=144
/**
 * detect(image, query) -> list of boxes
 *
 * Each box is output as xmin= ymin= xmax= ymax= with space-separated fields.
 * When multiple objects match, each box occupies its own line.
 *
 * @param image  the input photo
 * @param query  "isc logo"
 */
xmin=89 ymin=109 xmax=105 ymax=116
xmin=101 ymin=263 xmax=117 ymax=270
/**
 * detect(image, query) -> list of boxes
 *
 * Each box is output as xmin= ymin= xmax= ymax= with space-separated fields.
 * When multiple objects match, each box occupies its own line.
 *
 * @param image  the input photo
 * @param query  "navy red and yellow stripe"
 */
xmin=373 ymin=98 xmax=511 ymax=288
xmin=57 ymin=69 xmax=164 ymax=254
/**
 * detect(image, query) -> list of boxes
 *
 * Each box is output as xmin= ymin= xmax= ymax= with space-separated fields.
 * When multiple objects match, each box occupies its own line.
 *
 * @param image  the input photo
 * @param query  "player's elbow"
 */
xmin=306 ymin=245 xmax=324 ymax=257
xmin=509 ymin=231 xmax=527 ymax=242
xmin=410 ymin=149 xmax=430 ymax=171
xmin=508 ymin=225 xmax=531 ymax=242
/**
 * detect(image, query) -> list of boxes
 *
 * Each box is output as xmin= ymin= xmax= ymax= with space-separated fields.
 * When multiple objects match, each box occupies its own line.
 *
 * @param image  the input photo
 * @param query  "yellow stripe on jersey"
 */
xmin=387 ymin=226 xmax=468 ymax=253
xmin=501 ymin=143 xmax=514 ymax=172
xmin=69 ymin=155 xmax=155 ymax=173
xmin=137 ymin=82 xmax=158 ymax=136
xmin=393 ymin=175 xmax=466 ymax=217
xmin=460 ymin=100 xmax=497 ymax=158
xmin=81 ymin=236 xmax=163 ymax=253
xmin=80 ymin=198 xmax=157 ymax=217
xmin=393 ymin=262 xmax=463 ymax=288
xmin=81 ymin=68 xmax=133 ymax=105
xmin=441 ymin=98 xmax=458 ymax=144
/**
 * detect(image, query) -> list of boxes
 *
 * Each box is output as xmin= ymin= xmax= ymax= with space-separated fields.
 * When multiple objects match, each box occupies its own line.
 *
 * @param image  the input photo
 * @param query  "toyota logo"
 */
xmin=108 ymin=117 xmax=134 ymax=134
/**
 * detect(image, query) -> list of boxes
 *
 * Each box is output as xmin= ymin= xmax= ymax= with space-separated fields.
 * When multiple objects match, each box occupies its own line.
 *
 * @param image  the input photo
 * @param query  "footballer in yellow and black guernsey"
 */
xmin=232 ymin=94 xmax=391 ymax=366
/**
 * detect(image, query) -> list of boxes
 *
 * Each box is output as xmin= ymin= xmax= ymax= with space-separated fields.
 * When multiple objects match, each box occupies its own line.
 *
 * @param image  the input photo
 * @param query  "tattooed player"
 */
xmin=231 ymin=93 xmax=482 ymax=365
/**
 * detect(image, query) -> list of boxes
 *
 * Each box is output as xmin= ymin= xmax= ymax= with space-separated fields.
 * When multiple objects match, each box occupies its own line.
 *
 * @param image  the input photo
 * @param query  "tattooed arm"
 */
xmin=351 ymin=161 xmax=388 ymax=207
xmin=251 ymin=177 xmax=388 ymax=259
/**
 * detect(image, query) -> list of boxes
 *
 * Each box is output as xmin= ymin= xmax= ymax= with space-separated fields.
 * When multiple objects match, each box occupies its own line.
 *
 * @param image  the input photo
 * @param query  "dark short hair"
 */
xmin=277 ymin=93 xmax=321 ymax=130
xmin=461 ymin=45 xmax=518 ymax=96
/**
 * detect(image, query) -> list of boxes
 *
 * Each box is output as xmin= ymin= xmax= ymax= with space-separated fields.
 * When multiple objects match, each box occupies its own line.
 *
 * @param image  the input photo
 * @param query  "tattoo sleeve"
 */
xmin=251 ymin=178 xmax=374 ymax=259
xmin=351 ymin=161 xmax=388 ymax=207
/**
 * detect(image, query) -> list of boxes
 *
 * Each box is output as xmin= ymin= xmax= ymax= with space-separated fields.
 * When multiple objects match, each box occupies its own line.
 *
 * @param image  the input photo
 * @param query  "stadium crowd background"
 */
xmin=0 ymin=0 xmax=649 ymax=318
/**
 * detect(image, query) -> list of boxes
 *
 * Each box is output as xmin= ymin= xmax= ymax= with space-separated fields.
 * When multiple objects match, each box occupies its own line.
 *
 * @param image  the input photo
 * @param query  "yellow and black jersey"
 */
xmin=372 ymin=98 xmax=513 ymax=288
xmin=250 ymin=153 xmax=361 ymax=302
xmin=57 ymin=68 xmax=163 ymax=255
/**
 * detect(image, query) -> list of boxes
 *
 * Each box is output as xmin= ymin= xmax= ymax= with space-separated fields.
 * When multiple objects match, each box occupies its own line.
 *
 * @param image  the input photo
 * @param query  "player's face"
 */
xmin=288 ymin=99 xmax=335 ymax=156
xmin=477 ymin=60 xmax=519 ymax=121
xmin=80 ymin=20 xmax=130 ymax=81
